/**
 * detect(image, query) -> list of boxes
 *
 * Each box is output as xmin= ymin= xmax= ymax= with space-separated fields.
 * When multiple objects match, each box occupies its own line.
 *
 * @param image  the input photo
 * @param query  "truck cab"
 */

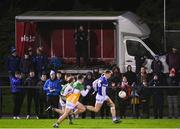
xmin=117 ymin=12 xmax=169 ymax=73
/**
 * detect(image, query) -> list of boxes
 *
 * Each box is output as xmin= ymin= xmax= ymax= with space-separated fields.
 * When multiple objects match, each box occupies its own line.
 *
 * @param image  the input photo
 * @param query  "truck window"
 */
xmin=126 ymin=40 xmax=152 ymax=58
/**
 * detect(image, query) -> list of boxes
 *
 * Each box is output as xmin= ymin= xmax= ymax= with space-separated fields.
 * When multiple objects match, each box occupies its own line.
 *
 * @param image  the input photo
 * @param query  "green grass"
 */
xmin=0 ymin=119 xmax=180 ymax=128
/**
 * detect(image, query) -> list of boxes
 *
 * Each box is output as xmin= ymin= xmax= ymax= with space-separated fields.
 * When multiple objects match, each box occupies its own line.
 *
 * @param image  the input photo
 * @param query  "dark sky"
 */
xmin=0 ymin=0 xmax=143 ymax=13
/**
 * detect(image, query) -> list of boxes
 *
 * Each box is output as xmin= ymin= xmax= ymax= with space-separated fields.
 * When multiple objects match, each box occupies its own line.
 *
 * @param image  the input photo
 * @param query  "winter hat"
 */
xmin=11 ymin=47 xmax=16 ymax=53
xmin=50 ymin=70 xmax=55 ymax=75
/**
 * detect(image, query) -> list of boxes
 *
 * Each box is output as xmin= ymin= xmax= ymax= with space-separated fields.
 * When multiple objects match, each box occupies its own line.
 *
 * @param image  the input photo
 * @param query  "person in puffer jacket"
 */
xmin=43 ymin=70 xmax=62 ymax=118
xmin=10 ymin=71 xmax=24 ymax=119
xmin=7 ymin=47 xmax=20 ymax=76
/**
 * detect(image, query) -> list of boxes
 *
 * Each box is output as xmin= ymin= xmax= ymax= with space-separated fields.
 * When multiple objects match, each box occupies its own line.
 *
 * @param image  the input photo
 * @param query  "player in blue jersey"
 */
xmin=86 ymin=70 xmax=120 ymax=123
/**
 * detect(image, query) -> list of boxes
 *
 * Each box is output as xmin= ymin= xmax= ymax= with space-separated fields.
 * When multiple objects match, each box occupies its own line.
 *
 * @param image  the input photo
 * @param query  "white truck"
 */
xmin=15 ymin=11 xmax=169 ymax=73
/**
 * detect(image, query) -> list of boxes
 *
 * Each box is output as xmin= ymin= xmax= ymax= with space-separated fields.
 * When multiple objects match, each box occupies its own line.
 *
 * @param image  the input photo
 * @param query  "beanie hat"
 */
xmin=50 ymin=70 xmax=55 ymax=75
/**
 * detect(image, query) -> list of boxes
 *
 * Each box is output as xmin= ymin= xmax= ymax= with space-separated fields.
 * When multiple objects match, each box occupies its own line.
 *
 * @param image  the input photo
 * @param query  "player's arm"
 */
xmin=80 ymin=85 xmax=91 ymax=97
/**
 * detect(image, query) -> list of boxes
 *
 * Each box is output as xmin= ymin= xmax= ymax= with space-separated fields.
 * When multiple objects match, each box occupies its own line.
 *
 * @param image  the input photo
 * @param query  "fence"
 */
xmin=0 ymin=85 xmax=180 ymax=119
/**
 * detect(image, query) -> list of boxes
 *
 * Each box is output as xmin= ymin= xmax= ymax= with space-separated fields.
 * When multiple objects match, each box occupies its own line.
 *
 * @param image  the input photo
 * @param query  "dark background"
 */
xmin=0 ymin=0 xmax=180 ymax=71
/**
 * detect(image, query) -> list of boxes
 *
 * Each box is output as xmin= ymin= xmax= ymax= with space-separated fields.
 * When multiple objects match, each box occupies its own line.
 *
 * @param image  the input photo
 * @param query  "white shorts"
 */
xmin=96 ymin=94 xmax=109 ymax=104
xmin=65 ymin=101 xmax=79 ymax=110
xmin=60 ymin=97 xmax=66 ymax=107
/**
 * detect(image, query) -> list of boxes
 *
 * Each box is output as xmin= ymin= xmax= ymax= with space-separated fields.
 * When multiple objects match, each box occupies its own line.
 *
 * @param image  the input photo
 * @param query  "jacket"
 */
xmin=10 ymin=77 xmax=23 ymax=93
xmin=43 ymin=79 xmax=62 ymax=96
xmin=7 ymin=55 xmax=20 ymax=72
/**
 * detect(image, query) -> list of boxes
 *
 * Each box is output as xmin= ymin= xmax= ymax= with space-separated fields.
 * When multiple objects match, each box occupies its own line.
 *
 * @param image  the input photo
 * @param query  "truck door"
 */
xmin=124 ymin=38 xmax=154 ymax=73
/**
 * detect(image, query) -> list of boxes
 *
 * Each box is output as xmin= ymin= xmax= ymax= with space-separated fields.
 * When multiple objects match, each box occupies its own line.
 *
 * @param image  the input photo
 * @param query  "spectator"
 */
xmin=50 ymin=55 xmax=62 ymax=70
xmin=166 ymin=47 xmax=180 ymax=72
xmin=130 ymin=82 xmax=140 ymax=118
xmin=137 ymin=67 xmax=149 ymax=85
xmin=81 ymin=72 xmax=95 ymax=119
xmin=20 ymin=53 xmax=33 ymax=78
xmin=56 ymin=70 xmax=64 ymax=84
xmin=119 ymin=76 xmax=131 ymax=118
xmin=74 ymin=25 xmax=88 ymax=67
xmin=109 ymin=66 xmax=122 ymax=117
xmin=124 ymin=65 xmax=137 ymax=85
xmin=7 ymin=47 xmax=20 ymax=76
xmin=43 ymin=70 xmax=61 ymax=118
xmin=151 ymin=55 xmax=163 ymax=75
xmin=93 ymin=67 xmax=101 ymax=79
xmin=135 ymin=53 xmax=146 ymax=74
xmin=10 ymin=71 xmax=24 ymax=119
xmin=34 ymin=47 xmax=48 ymax=79
xmin=110 ymin=66 xmax=122 ymax=88
xmin=24 ymin=70 xmax=39 ymax=119
xmin=166 ymin=68 xmax=179 ymax=119
xmin=27 ymin=47 xmax=36 ymax=68
xmin=135 ymin=67 xmax=149 ymax=117
xmin=139 ymin=80 xmax=150 ymax=118
xmin=37 ymin=72 xmax=47 ymax=118
xmin=149 ymin=74 xmax=164 ymax=119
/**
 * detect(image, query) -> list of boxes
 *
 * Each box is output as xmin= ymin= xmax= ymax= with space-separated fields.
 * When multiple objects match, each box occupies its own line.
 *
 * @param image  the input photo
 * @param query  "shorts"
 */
xmin=66 ymin=101 xmax=79 ymax=110
xmin=96 ymin=94 xmax=109 ymax=104
xmin=60 ymin=97 xmax=66 ymax=107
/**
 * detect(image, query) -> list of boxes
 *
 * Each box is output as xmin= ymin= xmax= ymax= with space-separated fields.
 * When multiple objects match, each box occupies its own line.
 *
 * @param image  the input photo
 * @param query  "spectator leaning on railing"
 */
xmin=10 ymin=71 xmax=24 ymax=119
xmin=166 ymin=68 xmax=179 ymax=119
xmin=149 ymin=74 xmax=164 ymax=119
xmin=37 ymin=71 xmax=48 ymax=118
xmin=139 ymin=79 xmax=150 ymax=118
xmin=24 ymin=70 xmax=39 ymax=119
xmin=43 ymin=70 xmax=62 ymax=118
xmin=119 ymin=76 xmax=131 ymax=118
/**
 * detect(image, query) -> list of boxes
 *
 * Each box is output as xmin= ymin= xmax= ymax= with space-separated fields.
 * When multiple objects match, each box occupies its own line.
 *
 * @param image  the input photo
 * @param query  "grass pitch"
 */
xmin=0 ymin=118 xmax=180 ymax=128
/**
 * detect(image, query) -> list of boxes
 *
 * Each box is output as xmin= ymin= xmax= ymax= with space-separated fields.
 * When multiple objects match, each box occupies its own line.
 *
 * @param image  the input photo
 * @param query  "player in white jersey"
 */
xmin=86 ymin=70 xmax=120 ymax=123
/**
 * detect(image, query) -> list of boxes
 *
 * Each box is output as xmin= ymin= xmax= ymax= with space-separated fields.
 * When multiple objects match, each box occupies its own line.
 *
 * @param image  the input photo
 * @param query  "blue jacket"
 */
xmin=43 ymin=79 xmax=62 ymax=96
xmin=50 ymin=56 xmax=62 ymax=69
xmin=34 ymin=55 xmax=48 ymax=72
xmin=10 ymin=77 xmax=23 ymax=93
xmin=7 ymin=55 xmax=20 ymax=72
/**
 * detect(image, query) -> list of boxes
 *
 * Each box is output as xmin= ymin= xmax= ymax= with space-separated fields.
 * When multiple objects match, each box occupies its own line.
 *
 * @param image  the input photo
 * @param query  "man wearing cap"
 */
xmin=7 ymin=47 xmax=20 ymax=76
xmin=43 ymin=70 xmax=62 ymax=118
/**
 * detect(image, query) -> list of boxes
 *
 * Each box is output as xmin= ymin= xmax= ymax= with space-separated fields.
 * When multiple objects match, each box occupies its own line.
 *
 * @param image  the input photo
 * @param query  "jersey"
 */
xmin=60 ymin=83 xmax=73 ymax=98
xmin=97 ymin=76 xmax=108 ymax=96
xmin=66 ymin=81 xmax=84 ymax=104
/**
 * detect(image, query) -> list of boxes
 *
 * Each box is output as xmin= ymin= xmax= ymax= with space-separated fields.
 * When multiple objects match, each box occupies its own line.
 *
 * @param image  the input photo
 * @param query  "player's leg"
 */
xmin=54 ymin=108 xmax=64 ymax=114
xmin=53 ymin=108 xmax=71 ymax=128
xmin=86 ymin=94 xmax=103 ymax=113
xmin=45 ymin=105 xmax=65 ymax=114
xmin=106 ymin=97 xmax=120 ymax=123
xmin=86 ymin=103 xmax=103 ymax=113
xmin=73 ymin=102 xmax=86 ymax=115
